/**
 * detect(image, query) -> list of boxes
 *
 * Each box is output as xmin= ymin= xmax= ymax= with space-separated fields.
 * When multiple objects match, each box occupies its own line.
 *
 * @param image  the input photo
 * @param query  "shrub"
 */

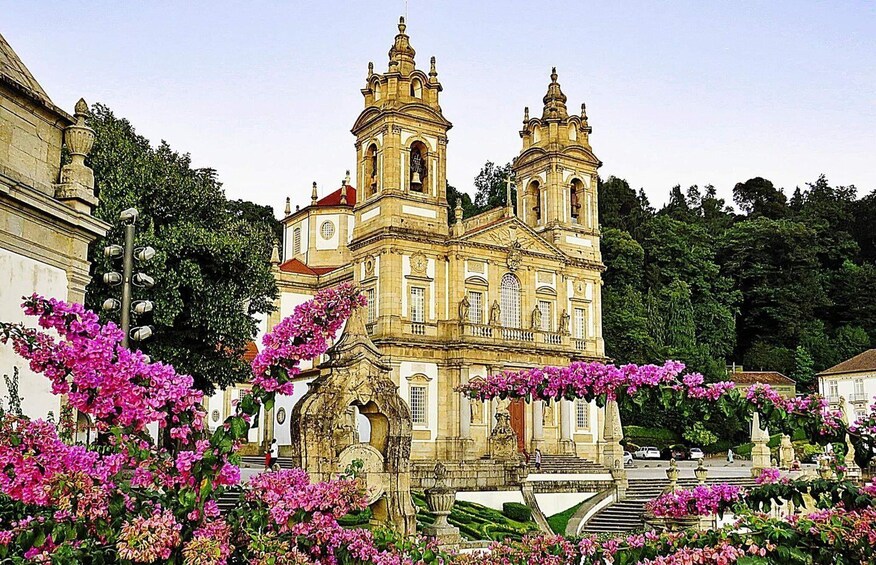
xmin=623 ymin=426 xmax=680 ymax=449
xmin=502 ymin=502 xmax=532 ymax=522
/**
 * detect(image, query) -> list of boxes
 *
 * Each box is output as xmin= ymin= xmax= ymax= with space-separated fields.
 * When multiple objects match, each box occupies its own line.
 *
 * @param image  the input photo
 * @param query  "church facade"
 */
xmin=223 ymin=18 xmax=610 ymax=464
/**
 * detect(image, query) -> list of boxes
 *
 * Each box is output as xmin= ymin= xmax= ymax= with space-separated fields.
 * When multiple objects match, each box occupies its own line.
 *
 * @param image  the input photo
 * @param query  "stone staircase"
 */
xmin=217 ymin=486 xmax=243 ymax=515
xmin=580 ymin=476 xmax=757 ymax=534
xmin=534 ymin=454 xmax=609 ymax=474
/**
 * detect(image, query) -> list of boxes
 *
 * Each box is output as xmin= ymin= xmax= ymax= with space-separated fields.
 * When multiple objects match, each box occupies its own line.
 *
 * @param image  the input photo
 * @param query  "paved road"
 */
xmin=624 ymin=457 xmax=817 ymax=479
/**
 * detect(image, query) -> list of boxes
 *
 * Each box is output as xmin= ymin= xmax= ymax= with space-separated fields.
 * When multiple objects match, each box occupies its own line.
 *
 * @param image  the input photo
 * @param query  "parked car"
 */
xmin=623 ymin=451 xmax=633 ymax=466
xmin=689 ymin=448 xmax=705 ymax=460
xmin=667 ymin=445 xmax=689 ymax=460
xmin=634 ymin=446 xmax=661 ymax=459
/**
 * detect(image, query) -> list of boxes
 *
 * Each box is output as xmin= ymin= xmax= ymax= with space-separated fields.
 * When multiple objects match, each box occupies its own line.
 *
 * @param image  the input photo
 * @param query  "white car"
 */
xmin=623 ymin=451 xmax=633 ymax=466
xmin=634 ymin=446 xmax=661 ymax=459
xmin=689 ymin=448 xmax=705 ymax=460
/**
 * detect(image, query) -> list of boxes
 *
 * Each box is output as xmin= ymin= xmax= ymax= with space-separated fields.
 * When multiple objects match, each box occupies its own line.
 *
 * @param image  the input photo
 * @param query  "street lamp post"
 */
xmin=102 ymin=208 xmax=156 ymax=349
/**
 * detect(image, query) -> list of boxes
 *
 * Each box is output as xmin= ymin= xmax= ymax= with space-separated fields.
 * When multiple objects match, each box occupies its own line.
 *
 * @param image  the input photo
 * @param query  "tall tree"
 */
xmin=732 ymin=177 xmax=788 ymax=219
xmin=790 ymin=345 xmax=816 ymax=391
xmin=598 ymin=176 xmax=652 ymax=235
xmin=445 ymin=181 xmax=477 ymax=225
xmin=472 ymin=161 xmax=514 ymax=213
xmin=85 ymin=104 xmax=277 ymax=393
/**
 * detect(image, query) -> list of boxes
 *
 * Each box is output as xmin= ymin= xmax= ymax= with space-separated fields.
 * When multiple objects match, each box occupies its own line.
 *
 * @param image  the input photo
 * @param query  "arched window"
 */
xmin=500 ymin=273 xmax=521 ymax=328
xmin=366 ymin=144 xmax=379 ymax=197
xmin=410 ymin=78 xmax=423 ymax=98
xmin=527 ymin=180 xmax=542 ymax=224
xmin=373 ymin=80 xmax=382 ymax=101
xmin=570 ymin=179 xmax=584 ymax=224
xmin=409 ymin=141 xmax=427 ymax=192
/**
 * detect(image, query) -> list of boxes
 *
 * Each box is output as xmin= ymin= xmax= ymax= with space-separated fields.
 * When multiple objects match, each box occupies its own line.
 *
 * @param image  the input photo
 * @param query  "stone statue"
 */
xmin=489 ymin=300 xmax=501 ymax=326
xmin=558 ymin=310 xmax=570 ymax=335
xmin=779 ymin=434 xmax=794 ymax=470
xmin=530 ymin=306 xmax=542 ymax=330
xmin=489 ymin=411 xmax=517 ymax=459
xmin=471 ymin=401 xmax=482 ymax=423
xmin=458 ymin=295 xmax=470 ymax=322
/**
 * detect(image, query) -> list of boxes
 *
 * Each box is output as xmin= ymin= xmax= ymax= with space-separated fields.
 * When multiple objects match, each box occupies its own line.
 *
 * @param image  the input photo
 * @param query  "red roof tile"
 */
xmin=278 ymin=258 xmax=340 ymax=276
xmin=242 ymin=341 xmax=259 ymax=363
xmin=731 ymin=371 xmax=796 ymax=386
xmin=316 ymin=185 xmax=356 ymax=207
xmin=818 ymin=349 xmax=876 ymax=376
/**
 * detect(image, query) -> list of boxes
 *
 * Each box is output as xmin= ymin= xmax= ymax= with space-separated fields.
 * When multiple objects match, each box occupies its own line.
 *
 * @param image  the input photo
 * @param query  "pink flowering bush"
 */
xmin=646 ymin=484 xmax=744 ymax=518
xmin=2 ymin=283 xmax=876 ymax=564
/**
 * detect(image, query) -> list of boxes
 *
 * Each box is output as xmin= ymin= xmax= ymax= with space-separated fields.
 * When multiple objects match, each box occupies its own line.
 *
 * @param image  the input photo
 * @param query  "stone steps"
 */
xmin=581 ymin=477 xmax=757 ymax=534
xmin=532 ymin=454 xmax=609 ymax=474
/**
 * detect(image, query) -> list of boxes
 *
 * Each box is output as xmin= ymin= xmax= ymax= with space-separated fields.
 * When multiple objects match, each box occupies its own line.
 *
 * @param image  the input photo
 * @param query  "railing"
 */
xmin=850 ymin=392 xmax=870 ymax=404
xmin=411 ymin=323 xmax=426 ymax=336
xmin=467 ymin=324 xmax=493 ymax=338
xmin=365 ymin=322 xmax=375 ymax=336
xmin=501 ymin=328 xmax=534 ymax=342
xmin=826 ymin=395 xmax=841 ymax=406
xmin=575 ymin=339 xmax=588 ymax=351
xmin=543 ymin=332 xmax=563 ymax=346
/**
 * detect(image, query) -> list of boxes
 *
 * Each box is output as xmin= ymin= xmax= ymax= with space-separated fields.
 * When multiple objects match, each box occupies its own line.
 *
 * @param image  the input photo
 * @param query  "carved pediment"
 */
xmin=458 ymin=217 xmax=564 ymax=260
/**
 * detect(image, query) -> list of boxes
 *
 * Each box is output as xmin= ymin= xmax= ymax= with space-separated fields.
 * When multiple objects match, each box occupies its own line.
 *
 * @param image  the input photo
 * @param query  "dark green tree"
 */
xmin=84 ymin=103 xmax=277 ymax=393
xmin=472 ymin=161 xmax=514 ymax=213
xmin=446 ymin=181 xmax=477 ymax=225
xmin=790 ymin=345 xmax=816 ymax=391
xmin=598 ymin=176 xmax=652 ymax=235
xmin=732 ymin=177 xmax=788 ymax=219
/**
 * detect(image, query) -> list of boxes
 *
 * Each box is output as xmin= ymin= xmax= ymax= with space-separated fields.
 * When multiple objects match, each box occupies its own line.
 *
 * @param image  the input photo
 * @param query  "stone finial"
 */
xmin=55 ymin=98 xmax=97 ymax=212
xmin=389 ymin=15 xmax=416 ymax=73
xmin=284 ymin=196 xmax=291 ymax=215
xmin=398 ymin=15 xmax=406 ymax=33
xmin=340 ymin=178 xmax=348 ymax=205
xmin=429 ymin=56 xmax=437 ymax=78
xmin=504 ymin=176 xmax=514 ymax=217
xmin=270 ymin=242 xmax=280 ymax=266
xmin=368 ymin=61 xmax=374 ymax=77
xmin=311 ymin=182 xmax=318 ymax=204
xmin=344 ymin=169 xmax=351 ymax=185
xmin=542 ymin=67 xmax=569 ymax=120
xmin=454 ymin=199 xmax=463 ymax=220
xmin=581 ymin=102 xmax=587 ymax=119
xmin=523 ymin=106 xmax=529 ymax=121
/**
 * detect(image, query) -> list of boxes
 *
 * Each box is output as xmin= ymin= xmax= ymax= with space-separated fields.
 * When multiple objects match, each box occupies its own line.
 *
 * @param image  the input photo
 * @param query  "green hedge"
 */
xmin=502 ymin=502 xmax=532 ymax=522
xmin=623 ymin=426 xmax=680 ymax=450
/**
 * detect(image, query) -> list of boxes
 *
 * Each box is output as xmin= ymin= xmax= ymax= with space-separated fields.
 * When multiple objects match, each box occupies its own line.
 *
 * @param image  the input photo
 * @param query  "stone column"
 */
xmin=459 ymin=366 xmax=471 ymax=441
xmin=559 ymin=400 xmax=575 ymax=455
xmin=601 ymin=399 xmax=625 ymax=470
xmin=532 ymin=400 xmax=544 ymax=452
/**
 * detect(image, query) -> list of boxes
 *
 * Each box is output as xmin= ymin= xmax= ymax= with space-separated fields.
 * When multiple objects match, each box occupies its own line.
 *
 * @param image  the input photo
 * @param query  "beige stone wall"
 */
xmin=0 ymin=87 xmax=64 ymax=195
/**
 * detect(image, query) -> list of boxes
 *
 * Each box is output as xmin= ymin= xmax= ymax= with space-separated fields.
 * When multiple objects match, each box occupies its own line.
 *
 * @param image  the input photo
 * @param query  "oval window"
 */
xmin=320 ymin=221 xmax=336 ymax=239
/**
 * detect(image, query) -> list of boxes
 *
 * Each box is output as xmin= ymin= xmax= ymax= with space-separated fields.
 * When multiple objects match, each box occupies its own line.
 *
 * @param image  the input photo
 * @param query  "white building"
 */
xmin=817 ymin=349 xmax=876 ymax=423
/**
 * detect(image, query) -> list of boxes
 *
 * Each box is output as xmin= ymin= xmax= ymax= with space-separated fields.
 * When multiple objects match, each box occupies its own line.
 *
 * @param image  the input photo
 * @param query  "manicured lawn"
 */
xmin=547 ymin=501 xmax=584 ymax=534
xmin=412 ymin=492 xmax=540 ymax=541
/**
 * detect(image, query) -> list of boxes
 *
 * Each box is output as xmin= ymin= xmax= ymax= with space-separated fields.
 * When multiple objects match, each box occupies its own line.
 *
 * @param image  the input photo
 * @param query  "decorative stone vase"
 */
xmin=663 ymin=458 xmax=680 ymax=493
xmin=694 ymin=458 xmax=708 ymax=485
xmin=425 ymin=486 xmax=455 ymax=529
xmin=644 ymin=511 xmax=715 ymax=533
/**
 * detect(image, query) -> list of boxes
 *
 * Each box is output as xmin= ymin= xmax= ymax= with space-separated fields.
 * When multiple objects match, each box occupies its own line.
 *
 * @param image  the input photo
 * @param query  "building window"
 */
xmin=410 ymin=286 xmax=425 ymax=323
xmin=576 ymin=399 xmax=589 ymax=429
xmin=500 ymin=273 xmax=521 ymax=328
xmin=829 ymin=380 xmax=839 ymax=398
xmin=468 ymin=291 xmax=483 ymax=324
xmin=410 ymin=385 xmax=427 ymax=425
xmin=410 ymin=78 xmax=423 ymax=98
xmin=292 ymin=227 xmax=301 ymax=255
xmin=366 ymin=288 xmax=376 ymax=323
xmin=854 ymin=378 xmax=865 ymax=395
xmin=574 ymin=307 xmax=586 ymax=339
xmin=538 ymin=300 xmax=553 ymax=332
xmin=527 ymin=180 xmax=541 ymax=224
xmin=320 ymin=220 xmax=335 ymax=240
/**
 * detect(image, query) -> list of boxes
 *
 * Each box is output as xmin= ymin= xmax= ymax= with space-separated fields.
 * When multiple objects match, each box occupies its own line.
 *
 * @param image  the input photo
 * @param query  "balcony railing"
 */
xmin=850 ymin=392 xmax=870 ymax=404
xmin=542 ymin=332 xmax=563 ymax=346
xmin=467 ymin=324 xmax=493 ymax=338
xmin=460 ymin=322 xmax=592 ymax=352
xmin=411 ymin=323 xmax=426 ymax=336
xmin=501 ymin=328 xmax=534 ymax=342
xmin=574 ymin=339 xmax=588 ymax=351
xmin=826 ymin=395 xmax=841 ymax=406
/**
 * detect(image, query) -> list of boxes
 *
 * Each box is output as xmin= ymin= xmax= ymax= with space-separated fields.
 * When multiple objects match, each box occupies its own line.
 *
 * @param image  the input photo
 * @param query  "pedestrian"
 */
xmin=534 ymin=448 xmax=542 ymax=471
xmin=269 ymin=438 xmax=279 ymax=471
xmin=727 ymin=448 xmax=734 ymax=464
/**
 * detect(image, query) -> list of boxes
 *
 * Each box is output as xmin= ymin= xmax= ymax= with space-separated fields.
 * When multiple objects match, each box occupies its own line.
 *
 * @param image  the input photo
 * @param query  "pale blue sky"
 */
xmin=4 ymin=1 xmax=874 ymax=214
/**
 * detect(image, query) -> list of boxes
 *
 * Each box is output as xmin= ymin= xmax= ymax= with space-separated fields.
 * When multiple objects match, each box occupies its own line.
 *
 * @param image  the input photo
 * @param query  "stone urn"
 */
xmin=423 ymin=463 xmax=460 ymax=544
xmin=645 ymin=512 xmax=714 ymax=533
xmin=663 ymin=458 xmax=680 ymax=493
xmin=694 ymin=458 xmax=708 ymax=485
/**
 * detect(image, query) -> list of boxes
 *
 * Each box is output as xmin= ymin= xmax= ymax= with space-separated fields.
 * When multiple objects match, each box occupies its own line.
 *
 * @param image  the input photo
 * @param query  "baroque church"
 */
xmin=209 ymin=18 xmax=611 ymax=467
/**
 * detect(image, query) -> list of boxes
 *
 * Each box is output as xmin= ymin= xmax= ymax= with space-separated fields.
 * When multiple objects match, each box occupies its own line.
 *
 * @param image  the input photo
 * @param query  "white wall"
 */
xmin=535 ymin=492 xmax=595 ymax=517
xmin=0 ymin=249 xmax=67 ymax=419
xmin=457 ymin=490 xmax=524 ymax=510
xmin=314 ymin=214 xmax=340 ymax=251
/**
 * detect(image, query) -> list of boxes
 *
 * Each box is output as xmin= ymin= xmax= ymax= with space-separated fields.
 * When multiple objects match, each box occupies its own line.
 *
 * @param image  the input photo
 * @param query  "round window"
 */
xmin=320 ymin=221 xmax=336 ymax=240
xmin=276 ymin=407 xmax=286 ymax=425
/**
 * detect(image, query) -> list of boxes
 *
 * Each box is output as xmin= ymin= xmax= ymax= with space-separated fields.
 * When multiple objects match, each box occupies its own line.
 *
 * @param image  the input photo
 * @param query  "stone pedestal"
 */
xmin=488 ymin=412 xmax=518 ymax=459
xmin=644 ymin=512 xmax=716 ymax=533
xmin=601 ymin=399 xmax=625 ymax=469
xmin=750 ymin=412 xmax=771 ymax=478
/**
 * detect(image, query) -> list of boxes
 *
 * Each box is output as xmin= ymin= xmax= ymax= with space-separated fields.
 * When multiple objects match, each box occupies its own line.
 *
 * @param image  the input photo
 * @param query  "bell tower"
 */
xmin=351 ymin=17 xmax=452 ymax=238
xmin=513 ymin=69 xmax=601 ymax=260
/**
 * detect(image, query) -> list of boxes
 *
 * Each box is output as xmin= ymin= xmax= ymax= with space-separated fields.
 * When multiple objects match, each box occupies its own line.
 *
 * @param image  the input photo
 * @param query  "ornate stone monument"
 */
xmin=779 ymin=434 xmax=794 ymax=470
xmin=291 ymin=308 xmax=417 ymax=534
xmin=488 ymin=411 xmax=518 ymax=459
xmin=750 ymin=412 xmax=771 ymax=478
xmin=601 ymin=399 xmax=625 ymax=470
